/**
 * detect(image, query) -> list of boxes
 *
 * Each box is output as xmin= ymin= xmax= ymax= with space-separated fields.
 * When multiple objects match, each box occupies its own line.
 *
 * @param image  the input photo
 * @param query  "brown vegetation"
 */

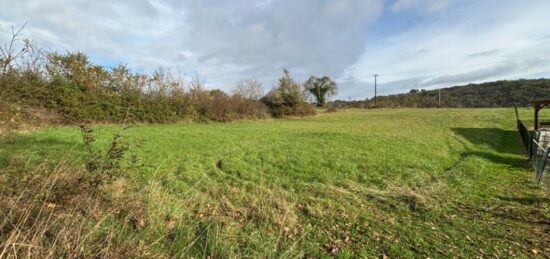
xmin=0 ymin=25 xmax=317 ymax=126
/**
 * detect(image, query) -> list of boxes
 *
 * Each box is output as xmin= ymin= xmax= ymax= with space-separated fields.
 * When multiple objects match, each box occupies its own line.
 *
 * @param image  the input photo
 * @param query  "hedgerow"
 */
xmin=0 ymin=27 xmax=315 ymax=124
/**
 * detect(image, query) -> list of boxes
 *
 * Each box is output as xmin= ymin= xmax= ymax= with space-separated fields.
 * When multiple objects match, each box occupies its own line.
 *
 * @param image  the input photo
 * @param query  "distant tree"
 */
xmin=261 ymin=69 xmax=314 ymax=117
xmin=303 ymin=75 xmax=337 ymax=107
xmin=233 ymin=79 xmax=263 ymax=101
xmin=332 ymin=79 xmax=550 ymax=108
xmin=270 ymin=69 xmax=304 ymax=106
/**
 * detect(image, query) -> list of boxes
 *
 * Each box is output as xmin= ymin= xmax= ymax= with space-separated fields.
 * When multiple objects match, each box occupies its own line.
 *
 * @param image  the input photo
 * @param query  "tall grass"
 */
xmin=0 ymin=161 xmax=138 ymax=258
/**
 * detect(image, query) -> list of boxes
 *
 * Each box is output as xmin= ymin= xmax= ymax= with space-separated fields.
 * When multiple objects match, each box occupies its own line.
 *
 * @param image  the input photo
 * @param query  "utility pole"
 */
xmin=373 ymin=74 xmax=378 ymax=108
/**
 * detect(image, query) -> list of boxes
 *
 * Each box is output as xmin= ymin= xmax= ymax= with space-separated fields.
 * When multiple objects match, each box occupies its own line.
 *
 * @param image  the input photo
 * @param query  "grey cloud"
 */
xmin=422 ymin=63 xmax=517 ymax=86
xmin=0 ymin=0 xmax=384 ymax=90
xmin=422 ymin=55 xmax=550 ymax=87
xmin=467 ymin=49 xmax=501 ymax=58
xmin=390 ymin=0 xmax=454 ymax=14
xmin=1 ymin=0 xmax=184 ymax=63
xmin=340 ymin=62 xmax=519 ymax=100
xmin=334 ymin=80 xmax=372 ymax=100
xmin=179 ymin=0 xmax=383 ymax=81
xmin=336 ymin=77 xmax=425 ymax=100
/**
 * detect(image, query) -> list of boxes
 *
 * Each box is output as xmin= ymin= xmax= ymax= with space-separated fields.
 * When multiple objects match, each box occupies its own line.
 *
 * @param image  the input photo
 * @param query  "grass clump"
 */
xmin=0 ymin=157 xmax=151 ymax=258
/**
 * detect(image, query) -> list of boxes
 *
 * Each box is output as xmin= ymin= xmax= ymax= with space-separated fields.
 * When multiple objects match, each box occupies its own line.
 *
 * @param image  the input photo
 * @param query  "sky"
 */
xmin=1 ymin=0 xmax=549 ymax=100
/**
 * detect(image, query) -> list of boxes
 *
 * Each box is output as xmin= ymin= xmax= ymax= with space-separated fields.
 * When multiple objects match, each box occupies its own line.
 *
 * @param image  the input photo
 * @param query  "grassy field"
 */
xmin=1 ymin=108 xmax=549 ymax=257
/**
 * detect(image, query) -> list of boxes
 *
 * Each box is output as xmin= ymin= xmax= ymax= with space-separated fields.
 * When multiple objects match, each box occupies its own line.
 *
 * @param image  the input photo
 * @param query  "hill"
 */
xmin=333 ymin=79 xmax=550 ymax=108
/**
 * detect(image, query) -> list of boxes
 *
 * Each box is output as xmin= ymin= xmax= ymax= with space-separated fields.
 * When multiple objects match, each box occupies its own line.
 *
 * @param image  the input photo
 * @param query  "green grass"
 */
xmin=1 ymin=108 xmax=549 ymax=257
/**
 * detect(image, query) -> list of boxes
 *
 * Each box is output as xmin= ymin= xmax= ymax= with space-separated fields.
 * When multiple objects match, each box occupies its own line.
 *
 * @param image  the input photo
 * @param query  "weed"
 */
xmin=79 ymin=125 xmax=129 ymax=188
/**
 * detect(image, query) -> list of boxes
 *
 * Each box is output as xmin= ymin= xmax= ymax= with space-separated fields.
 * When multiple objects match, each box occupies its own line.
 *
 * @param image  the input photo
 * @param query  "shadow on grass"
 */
xmin=444 ymin=151 xmax=529 ymax=172
xmin=0 ymin=135 xmax=80 ymax=159
xmin=466 ymin=151 xmax=528 ymax=168
xmin=458 ymin=203 xmax=550 ymax=226
xmin=450 ymin=128 xmax=528 ymax=169
xmin=497 ymin=195 xmax=550 ymax=205
xmin=451 ymin=128 xmax=522 ymax=155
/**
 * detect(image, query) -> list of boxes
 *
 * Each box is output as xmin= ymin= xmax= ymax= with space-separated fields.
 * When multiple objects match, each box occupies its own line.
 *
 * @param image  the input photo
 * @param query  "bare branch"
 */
xmin=0 ymin=22 xmax=28 ymax=76
xmin=233 ymin=79 xmax=264 ymax=101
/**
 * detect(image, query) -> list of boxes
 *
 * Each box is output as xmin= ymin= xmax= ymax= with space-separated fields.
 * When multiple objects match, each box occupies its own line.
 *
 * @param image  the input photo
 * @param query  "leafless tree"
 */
xmin=0 ymin=22 xmax=28 ymax=77
xmin=189 ymin=74 xmax=205 ymax=90
xmin=20 ymin=38 xmax=46 ymax=74
xmin=233 ymin=79 xmax=264 ymax=101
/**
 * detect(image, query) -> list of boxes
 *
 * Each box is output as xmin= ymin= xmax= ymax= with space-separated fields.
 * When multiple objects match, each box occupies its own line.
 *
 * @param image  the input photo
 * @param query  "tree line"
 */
xmin=0 ymin=24 xmax=339 ymax=125
xmin=332 ymin=79 xmax=550 ymax=109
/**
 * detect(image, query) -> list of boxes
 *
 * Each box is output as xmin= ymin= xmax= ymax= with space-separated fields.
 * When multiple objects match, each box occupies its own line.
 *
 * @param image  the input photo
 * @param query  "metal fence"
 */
xmin=515 ymin=106 xmax=549 ymax=185
xmin=532 ymin=132 xmax=550 ymax=185
xmin=516 ymin=118 xmax=532 ymax=158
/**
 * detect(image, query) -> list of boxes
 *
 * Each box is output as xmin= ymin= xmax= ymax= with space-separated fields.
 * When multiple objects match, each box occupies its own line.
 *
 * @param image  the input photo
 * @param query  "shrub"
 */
xmin=190 ymin=87 xmax=270 ymax=122
xmin=0 ymin=149 xmax=155 ymax=258
xmin=80 ymin=125 xmax=129 ymax=188
xmin=262 ymin=69 xmax=316 ymax=117
xmin=325 ymin=105 xmax=337 ymax=113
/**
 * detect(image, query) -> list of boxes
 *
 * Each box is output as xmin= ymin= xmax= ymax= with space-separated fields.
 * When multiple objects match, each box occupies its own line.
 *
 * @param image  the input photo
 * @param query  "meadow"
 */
xmin=1 ymin=108 xmax=549 ymax=257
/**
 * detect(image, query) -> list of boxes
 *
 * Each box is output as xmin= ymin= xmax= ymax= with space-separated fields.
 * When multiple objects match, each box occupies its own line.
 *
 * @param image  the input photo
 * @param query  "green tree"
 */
xmin=303 ymin=76 xmax=337 ymax=107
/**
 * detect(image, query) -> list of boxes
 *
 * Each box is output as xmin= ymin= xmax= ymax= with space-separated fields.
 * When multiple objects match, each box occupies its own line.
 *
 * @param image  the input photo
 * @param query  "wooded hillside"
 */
xmin=333 ymin=79 xmax=550 ymax=108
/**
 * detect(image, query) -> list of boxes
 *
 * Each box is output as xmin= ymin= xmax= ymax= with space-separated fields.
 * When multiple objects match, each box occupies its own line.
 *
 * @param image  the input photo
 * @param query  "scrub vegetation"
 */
xmin=0 ymin=25 xmax=318 ymax=127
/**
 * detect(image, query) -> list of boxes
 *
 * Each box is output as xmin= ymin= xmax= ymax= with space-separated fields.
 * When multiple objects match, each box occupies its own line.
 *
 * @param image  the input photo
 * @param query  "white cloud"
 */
xmin=390 ymin=0 xmax=453 ymax=14
xmin=177 ymin=0 xmax=383 ymax=85
xmin=340 ymin=0 xmax=550 ymax=99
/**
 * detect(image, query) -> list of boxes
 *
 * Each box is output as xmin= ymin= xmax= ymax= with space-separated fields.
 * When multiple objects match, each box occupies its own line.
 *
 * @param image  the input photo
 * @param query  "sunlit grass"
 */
xmin=1 ymin=108 xmax=548 ymax=257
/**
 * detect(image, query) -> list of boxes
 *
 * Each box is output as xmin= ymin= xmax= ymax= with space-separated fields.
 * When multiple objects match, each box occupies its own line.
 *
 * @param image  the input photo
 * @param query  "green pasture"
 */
xmin=1 ymin=108 xmax=548 ymax=257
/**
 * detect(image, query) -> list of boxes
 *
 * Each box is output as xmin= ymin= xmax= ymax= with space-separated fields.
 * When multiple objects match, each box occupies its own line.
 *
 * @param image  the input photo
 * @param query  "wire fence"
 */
xmin=532 ymin=131 xmax=550 ymax=185
xmin=515 ymin=106 xmax=549 ymax=185
xmin=516 ymin=118 xmax=532 ymax=158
